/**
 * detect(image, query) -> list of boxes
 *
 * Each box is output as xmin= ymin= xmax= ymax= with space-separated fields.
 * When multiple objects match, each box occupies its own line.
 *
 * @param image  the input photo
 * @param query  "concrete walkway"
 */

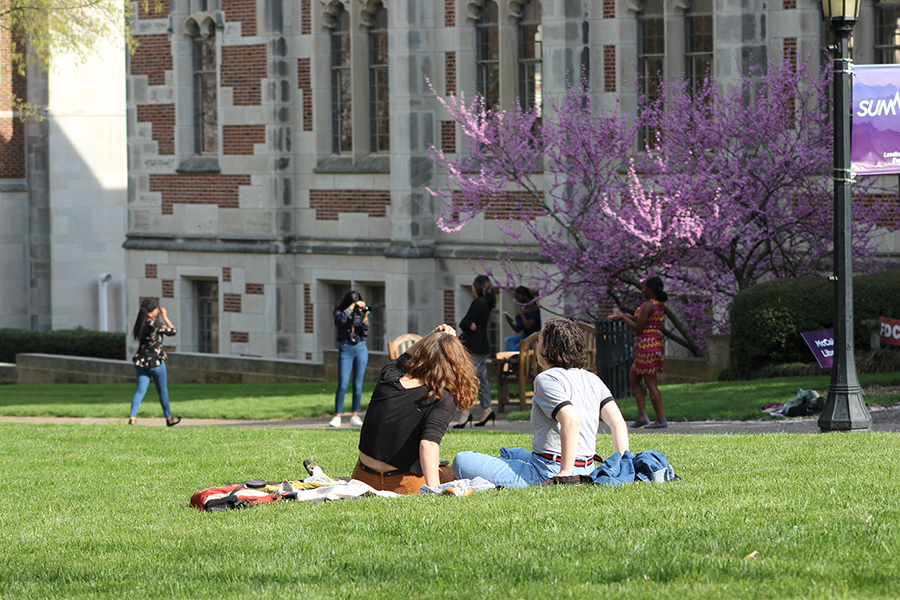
xmin=2 ymin=405 xmax=899 ymax=433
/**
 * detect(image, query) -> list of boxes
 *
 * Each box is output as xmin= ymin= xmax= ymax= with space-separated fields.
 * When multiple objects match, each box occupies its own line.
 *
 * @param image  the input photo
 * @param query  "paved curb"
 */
xmin=1 ymin=406 xmax=899 ymax=434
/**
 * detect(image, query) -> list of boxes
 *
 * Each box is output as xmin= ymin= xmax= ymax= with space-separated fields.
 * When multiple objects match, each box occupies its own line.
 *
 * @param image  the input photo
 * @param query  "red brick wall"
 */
xmin=301 ymin=0 xmax=311 ymax=34
xmin=783 ymin=0 xmax=796 ymax=8
xmin=784 ymin=37 xmax=797 ymax=70
xmin=231 ymin=331 xmax=249 ymax=343
xmin=304 ymin=283 xmax=313 ymax=333
xmin=309 ymin=190 xmax=391 ymax=220
xmin=222 ymin=0 xmax=257 ymax=36
xmin=137 ymin=2 xmax=167 ymax=20
xmin=149 ymin=173 xmax=252 ymax=214
xmin=223 ymin=293 xmax=242 ymax=312
xmin=445 ymin=52 xmax=456 ymax=95
xmin=221 ymin=45 xmax=266 ymax=106
xmin=223 ymin=124 xmax=265 ymax=154
xmin=603 ymin=0 xmax=615 ymax=18
xmin=298 ymin=58 xmax=313 ymax=132
xmin=0 ymin=30 xmax=26 ymax=178
xmin=443 ymin=290 xmax=455 ymax=327
xmin=136 ymin=104 xmax=175 ymax=155
xmin=445 ymin=0 xmax=455 ymax=26
xmin=131 ymin=35 xmax=172 ymax=86
xmin=162 ymin=279 xmax=174 ymax=298
xmin=604 ymin=46 xmax=616 ymax=93
xmin=245 ymin=283 xmax=264 ymax=294
xmin=145 ymin=264 xmax=158 ymax=279
xmin=0 ymin=119 xmax=24 ymax=178
xmin=222 ymin=267 xmax=232 ymax=282
xmin=441 ymin=121 xmax=456 ymax=153
xmin=484 ymin=191 xmax=547 ymax=220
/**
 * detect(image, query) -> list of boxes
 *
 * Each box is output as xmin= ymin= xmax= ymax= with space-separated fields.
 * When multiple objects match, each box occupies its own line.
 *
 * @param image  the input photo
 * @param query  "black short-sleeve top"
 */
xmin=357 ymin=354 xmax=457 ymax=472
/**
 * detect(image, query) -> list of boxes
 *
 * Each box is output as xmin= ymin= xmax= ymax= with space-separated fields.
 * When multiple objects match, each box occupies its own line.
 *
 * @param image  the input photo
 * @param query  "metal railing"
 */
xmin=594 ymin=319 xmax=635 ymax=401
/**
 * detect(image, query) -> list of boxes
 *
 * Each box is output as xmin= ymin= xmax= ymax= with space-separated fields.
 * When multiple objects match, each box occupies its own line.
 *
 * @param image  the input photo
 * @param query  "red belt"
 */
xmin=535 ymin=452 xmax=594 ymax=467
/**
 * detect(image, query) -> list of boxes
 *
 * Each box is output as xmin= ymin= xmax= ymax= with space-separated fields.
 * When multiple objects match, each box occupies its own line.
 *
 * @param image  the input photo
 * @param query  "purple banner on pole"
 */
xmin=852 ymin=65 xmax=900 ymax=175
xmin=801 ymin=328 xmax=835 ymax=368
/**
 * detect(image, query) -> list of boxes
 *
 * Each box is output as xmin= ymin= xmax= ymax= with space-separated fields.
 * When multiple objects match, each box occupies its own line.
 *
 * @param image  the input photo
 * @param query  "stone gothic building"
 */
xmin=2 ymin=1 xmax=897 ymax=361
xmin=116 ymin=0 xmax=895 ymax=360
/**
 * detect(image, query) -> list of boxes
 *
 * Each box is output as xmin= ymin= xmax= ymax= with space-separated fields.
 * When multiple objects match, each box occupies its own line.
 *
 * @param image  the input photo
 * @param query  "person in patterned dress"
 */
xmin=610 ymin=277 xmax=668 ymax=428
xmin=128 ymin=297 xmax=180 ymax=426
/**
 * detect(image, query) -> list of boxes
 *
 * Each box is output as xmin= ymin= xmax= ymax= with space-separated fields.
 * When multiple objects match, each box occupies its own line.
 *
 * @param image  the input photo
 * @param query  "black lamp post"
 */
xmin=818 ymin=0 xmax=871 ymax=431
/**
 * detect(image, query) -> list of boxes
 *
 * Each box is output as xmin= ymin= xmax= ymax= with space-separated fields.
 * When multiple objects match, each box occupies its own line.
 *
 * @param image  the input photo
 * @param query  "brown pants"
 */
xmin=351 ymin=462 xmax=455 ymax=495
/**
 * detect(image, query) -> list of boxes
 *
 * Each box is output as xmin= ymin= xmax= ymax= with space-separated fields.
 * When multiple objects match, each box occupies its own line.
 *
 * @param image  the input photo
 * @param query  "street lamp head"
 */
xmin=821 ymin=0 xmax=861 ymax=26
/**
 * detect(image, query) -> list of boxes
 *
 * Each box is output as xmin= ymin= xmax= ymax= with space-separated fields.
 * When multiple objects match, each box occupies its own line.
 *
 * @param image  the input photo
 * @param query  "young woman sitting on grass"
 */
xmin=452 ymin=317 xmax=630 ymax=487
xmin=352 ymin=325 xmax=479 ymax=495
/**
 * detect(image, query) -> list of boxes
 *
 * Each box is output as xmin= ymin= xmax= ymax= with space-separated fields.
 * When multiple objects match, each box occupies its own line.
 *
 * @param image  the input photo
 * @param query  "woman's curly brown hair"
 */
xmin=539 ymin=317 xmax=588 ymax=370
xmin=402 ymin=330 xmax=479 ymax=410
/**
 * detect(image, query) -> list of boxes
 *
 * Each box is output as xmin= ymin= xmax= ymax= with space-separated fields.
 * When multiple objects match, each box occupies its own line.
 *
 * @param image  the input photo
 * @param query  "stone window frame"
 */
xmin=174 ymin=6 xmax=224 ymax=172
xmin=317 ymin=0 xmax=392 ymax=167
xmin=874 ymin=1 xmax=900 ymax=64
xmin=465 ymin=0 xmax=544 ymax=113
xmin=516 ymin=0 xmax=542 ymax=115
xmin=684 ymin=0 xmax=713 ymax=95
xmin=368 ymin=2 xmax=390 ymax=153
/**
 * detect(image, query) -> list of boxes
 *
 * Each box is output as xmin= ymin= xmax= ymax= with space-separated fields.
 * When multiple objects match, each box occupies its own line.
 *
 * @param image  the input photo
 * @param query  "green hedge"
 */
xmin=729 ymin=273 xmax=900 ymax=371
xmin=0 ymin=328 xmax=126 ymax=363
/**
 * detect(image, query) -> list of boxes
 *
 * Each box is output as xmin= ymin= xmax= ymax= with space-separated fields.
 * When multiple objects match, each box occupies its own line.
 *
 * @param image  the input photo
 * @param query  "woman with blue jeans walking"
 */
xmin=330 ymin=291 xmax=369 ymax=428
xmin=128 ymin=297 xmax=180 ymax=426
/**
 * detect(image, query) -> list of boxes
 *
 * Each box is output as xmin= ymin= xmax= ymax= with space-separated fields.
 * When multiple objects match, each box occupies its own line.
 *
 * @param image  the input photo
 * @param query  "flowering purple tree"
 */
xmin=428 ymin=58 xmax=896 ymax=356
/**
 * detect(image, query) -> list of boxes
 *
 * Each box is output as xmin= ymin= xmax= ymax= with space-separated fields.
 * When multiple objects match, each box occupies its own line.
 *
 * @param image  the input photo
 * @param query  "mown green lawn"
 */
xmin=1 ymin=371 xmax=897 ymax=422
xmin=1 ymin=424 xmax=897 ymax=599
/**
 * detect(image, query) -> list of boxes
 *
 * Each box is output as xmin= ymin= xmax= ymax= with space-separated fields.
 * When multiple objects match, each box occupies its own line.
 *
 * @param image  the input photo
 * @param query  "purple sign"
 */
xmin=852 ymin=65 xmax=900 ymax=175
xmin=801 ymin=328 xmax=835 ymax=368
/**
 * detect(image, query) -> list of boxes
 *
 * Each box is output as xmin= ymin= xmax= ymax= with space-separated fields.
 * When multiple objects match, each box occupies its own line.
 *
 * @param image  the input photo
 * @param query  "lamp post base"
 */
xmin=818 ymin=386 xmax=871 ymax=430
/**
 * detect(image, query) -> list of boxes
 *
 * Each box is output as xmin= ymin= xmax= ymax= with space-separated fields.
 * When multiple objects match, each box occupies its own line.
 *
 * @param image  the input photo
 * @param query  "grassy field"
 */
xmin=1 ymin=424 xmax=898 ymax=599
xmin=1 ymin=371 xmax=899 ymax=422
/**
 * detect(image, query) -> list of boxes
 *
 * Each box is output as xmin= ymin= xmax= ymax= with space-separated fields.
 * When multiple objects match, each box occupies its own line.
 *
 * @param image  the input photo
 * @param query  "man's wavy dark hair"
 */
xmin=539 ymin=317 xmax=587 ymax=370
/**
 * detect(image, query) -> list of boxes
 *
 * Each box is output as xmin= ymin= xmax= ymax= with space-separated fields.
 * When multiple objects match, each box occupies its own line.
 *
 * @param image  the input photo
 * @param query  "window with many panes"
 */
xmin=637 ymin=0 xmax=664 ymax=147
xmin=193 ymin=36 xmax=217 ymax=154
xmin=875 ymin=3 xmax=900 ymax=64
xmin=685 ymin=0 xmax=712 ymax=94
xmin=476 ymin=0 xmax=500 ymax=109
xmin=518 ymin=0 xmax=542 ymax=115
xmin=196 ymin=280 xmax=219 ymax=354
xmin=369 ymin=2 xmax=390 ymax=153
xmin=331 ymin=5 xmax=352 ymax=154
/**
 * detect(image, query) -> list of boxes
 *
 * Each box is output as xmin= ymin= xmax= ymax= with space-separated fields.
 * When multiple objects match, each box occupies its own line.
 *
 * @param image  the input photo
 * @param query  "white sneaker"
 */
xmin=328 ymin=416 xmax=342 ymax=428
xmin=350 ymin=415 xmax=363 ymax=427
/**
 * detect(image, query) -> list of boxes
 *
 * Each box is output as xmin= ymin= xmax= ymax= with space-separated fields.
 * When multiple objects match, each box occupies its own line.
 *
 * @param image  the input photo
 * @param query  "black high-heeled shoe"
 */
xmin=474 ymin=411 xmax=495 ymax=427
xmin=452 ymin=415 xmax=473 ymax=429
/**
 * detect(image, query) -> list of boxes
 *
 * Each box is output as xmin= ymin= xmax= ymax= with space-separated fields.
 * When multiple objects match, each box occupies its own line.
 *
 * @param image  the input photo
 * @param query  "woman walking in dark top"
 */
xmin=331 ymin=291 xmax=369 ymax=428
xmin=128 ymin=297 xmax=180 ymax=426
xmin=453 ymin=275 xmax=496 ymax=428
xmin=353 ymin=324 xmax=478 ymax=494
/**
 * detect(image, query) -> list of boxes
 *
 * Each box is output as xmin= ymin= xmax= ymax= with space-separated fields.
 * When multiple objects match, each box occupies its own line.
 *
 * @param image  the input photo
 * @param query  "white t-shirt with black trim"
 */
xmin=530 ymin=367 xmax=615 ymax=459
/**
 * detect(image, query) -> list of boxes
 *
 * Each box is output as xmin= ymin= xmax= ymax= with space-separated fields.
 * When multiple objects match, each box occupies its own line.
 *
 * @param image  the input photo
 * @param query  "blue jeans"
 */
xmin=335 ymin=340 xmax=368 ymax=414
xmin=452 ymin=447 xmax=594 ymax=488
xmin=130 ymin=363 xmax=172 ymax=418
xmin=505 ymin=335 xmax=526 ymax=352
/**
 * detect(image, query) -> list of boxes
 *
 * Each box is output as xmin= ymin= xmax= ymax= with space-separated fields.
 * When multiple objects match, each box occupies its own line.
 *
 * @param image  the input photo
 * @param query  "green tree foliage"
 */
xmin=729 ymin=273 xmax=900 ymax=370
xmin=0 ymin=0 xmax=163 ymax=114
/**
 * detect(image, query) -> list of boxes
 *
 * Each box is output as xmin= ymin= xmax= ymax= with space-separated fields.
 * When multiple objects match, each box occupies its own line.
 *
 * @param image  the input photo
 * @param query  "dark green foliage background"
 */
xmin=0 ymin=328 xmax=126 ymax=363
xmin=729 ymin=273 xmax=900 ymax=371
